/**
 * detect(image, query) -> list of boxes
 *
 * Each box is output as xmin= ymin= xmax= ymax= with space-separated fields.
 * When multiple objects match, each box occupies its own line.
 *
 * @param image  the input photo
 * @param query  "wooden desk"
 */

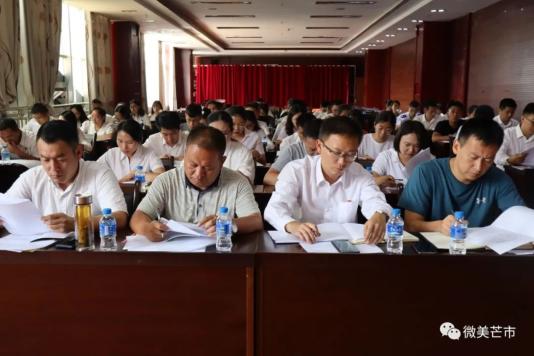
xmin=0 ymin=229 xmax=259 ymax=355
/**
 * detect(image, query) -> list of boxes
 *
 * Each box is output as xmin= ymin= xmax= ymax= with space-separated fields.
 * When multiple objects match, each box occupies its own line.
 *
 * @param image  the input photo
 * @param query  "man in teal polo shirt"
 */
xmin=399 ymin=118 xmax=524 ymax=235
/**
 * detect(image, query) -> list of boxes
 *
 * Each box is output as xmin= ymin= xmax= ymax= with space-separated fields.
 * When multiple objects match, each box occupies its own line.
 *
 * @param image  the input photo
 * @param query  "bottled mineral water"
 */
xmin=449 ymin=211 xmax=467 ymax=255
xmin=1 ymin=144 xmax=10 ymax=161
xmin=134 ymin=165 xmax=147 ymax=192
xmin=99 ymin=208 xmax=117 ymax=251
xmin=216 ymin=206 xmax=233 ymax=252
xmin=386 ymin=208 xmax=404 ymax=254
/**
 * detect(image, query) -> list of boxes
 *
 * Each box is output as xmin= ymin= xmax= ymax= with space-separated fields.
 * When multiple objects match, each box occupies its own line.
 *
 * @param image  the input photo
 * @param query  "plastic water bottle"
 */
xmin=449 ymin=211 xmax=467 ymax=255
xmin=99 ymin=208 xmax=117 ymax=251
xmin=216 ymin=206 xmax=233 ymax=252
xmin=1 ymin=144 xmax=10 ymax=161
xmin=386 ymin=208 xmax=404 ymax=254
xmin=134 ymin=165 xmax=147 ymax=192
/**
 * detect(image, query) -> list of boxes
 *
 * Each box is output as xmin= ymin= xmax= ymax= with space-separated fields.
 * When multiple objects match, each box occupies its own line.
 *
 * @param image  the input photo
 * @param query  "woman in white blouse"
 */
xmin=371 ymin=120 xmax=430 ymax=187
xmin=357 ymin=111 xmax=396 ymax=160
xmin=228 ymin=106 xmax=266 ymax=164
xmin=81 ymin=107 xmax=115 ymax=141
xmin=98 ymin=120 xmax=164 ymax=183
xmin=58 ymin=110 xmax=92 ymax=152
xmin=130 ymin=99 xmax=150 ymax=129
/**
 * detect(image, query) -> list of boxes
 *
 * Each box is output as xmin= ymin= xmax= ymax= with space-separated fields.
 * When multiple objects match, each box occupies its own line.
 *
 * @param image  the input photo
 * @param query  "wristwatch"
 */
xmin=232 ymin=221 xmax=238 ymax=234
xmin=376 ymin=209 xmax=389 ymax=221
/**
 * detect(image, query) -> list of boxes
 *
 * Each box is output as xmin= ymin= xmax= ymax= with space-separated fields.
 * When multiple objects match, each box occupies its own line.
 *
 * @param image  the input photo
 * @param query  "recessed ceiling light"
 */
xmin=431 ymin=9 xmax=445 ymax=13
xmin=438 ymin=9 xmax=445 ymax=13
xmin=315 ymin=1 xmax=376 ymax=4
xmin=144 ymin=19 xmax=155 ymax=23
xmin=217 ymin=26 xmax=259 ymax=29
xmin=206 ymin=15 xmax=255 ymax=17
xmin=231 ymin=41 xmax=264 ymax=44
xmin=376 ymin=39 xmax=384 ymax=43
xmin=305 ymin=26 xmax=349 ymax=29
xmin=411 ymin=19 xmax=423 ymax=23
xmin=226 ymin=36 xmax=263 ymax=38
xmin=310 ymin=15 xmax=362 ymax=18
xmin=121 ymin=10 xmax=137 ymax=13
xmin=397 ymin=27 xmax=408 ymax=31
xmin=385 ymin=34 xmax=395 ymax=37
xmin=356 ymin=51 xmax=363 ymax=54
xmin=302 ymin=36 xmax=341 ymax=38
xmin=300 ymin=41 xmax=335 ymax=44
xmin=191 ymin=1 xmax=251 ymax=4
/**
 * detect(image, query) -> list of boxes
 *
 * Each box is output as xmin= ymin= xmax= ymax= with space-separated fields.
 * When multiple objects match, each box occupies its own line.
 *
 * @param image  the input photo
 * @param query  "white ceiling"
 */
xmin=67 ymin=0 xmax=503 ymax=56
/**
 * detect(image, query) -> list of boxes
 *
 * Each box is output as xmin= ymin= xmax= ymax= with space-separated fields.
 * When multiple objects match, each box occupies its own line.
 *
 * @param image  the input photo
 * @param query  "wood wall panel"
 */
xmin=389 ymin=38 xmax=416 ymax=109
xmin=468 ymin=0 xmax=534 ymax=110
xmin=363 ymin=49 xmax=390 ymax=109
xmin=111 ymin=22 xmax=142 ymax=105
xmin=449 ymin=15 xmax=471 ymax=105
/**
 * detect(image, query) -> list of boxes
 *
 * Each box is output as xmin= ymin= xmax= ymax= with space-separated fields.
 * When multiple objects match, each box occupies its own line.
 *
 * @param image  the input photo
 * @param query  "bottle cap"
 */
xmin=392 ymin=208 xmax=401 ymax=217
xmin=102 ymin=208 xmax=112 ymax=215
xmin=219 ymin=207 xmax=228 ymax=214
xmin=74 ymin=194 xmax=92 ymax=205
xmin=454 ymin=211 xmax=464 ymax=220
xmin=136 ymin=165 xmax=143 ymax=170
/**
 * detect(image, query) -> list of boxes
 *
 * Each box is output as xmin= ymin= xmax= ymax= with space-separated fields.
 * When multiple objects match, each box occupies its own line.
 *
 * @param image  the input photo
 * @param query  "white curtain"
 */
xmin=86 ymin=12 xmax=113 ymax=113
xmin=22 ymin=0 xmax=62 ymax=104
xmin=159 ymin=42 xmax=176 ymax=110
xmin=0 ymin=0 xmax=20 ymax=111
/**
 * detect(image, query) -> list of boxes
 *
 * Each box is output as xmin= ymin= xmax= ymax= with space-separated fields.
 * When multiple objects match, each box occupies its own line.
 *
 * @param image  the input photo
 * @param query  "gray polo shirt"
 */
xmin=271 ymin=141 xmax=306 ymax=172
xmin=137 ymin=163 xmax=260 ymax=223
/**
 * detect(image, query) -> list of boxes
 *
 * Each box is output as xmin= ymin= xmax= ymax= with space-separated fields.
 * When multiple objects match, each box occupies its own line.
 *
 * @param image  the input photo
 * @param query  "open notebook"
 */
xmin=269 ymin=222 xmax=419 ymax=244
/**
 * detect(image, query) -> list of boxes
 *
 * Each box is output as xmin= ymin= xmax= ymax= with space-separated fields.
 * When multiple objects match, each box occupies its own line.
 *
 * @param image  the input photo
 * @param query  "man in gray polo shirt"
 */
xmin=130 ymin=126 xmax=263 ymax=241
xmin=263 ymin=118 xmax=321 ymax=186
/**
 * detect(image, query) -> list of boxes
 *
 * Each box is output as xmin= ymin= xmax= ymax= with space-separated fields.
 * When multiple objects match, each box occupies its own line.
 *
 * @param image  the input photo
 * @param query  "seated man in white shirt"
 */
xmin=24 ymin=102 xmax=52 ymax=136
xmin=263 ymin=118 xmax=321 ymax=186
xmin=314 ymin=100 xmax=331 ymax=120
xmin=5 ymin=120 xmax=128 ymax=232
xmin=495 ymin=102 xmax=534 ymax=166
xmin=280 ymin=113 xmax=316 ymax=151
xmin=493 ymin=98 xmax=519 ymax=130
xmin=357 ymin=111 xmax=395 ymax=160
xmin=413 ymin=100 xmax=443 ymax=131
xmin=208 ymin=110 xmax=255 ymax=184
xmin=180 ymin=104 xmax=203 ymax=134
xmin=143 ymin=111 xmax=187 ymax=161
xmin=396 ymin=100 xmax=420 ymax=128
xmin=81 ymin=107 xmax=115 ymax=141
xmin=0 ymin=118 xmax=39 ymax=160
xmin=130 ymin=126 xmax=263 ymax=241
xmin=264 ymin=117 xmax=392 ymax=244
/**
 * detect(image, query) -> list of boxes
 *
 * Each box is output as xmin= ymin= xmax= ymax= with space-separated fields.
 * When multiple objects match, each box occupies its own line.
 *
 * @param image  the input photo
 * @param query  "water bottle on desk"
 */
xmin=1 ymin=144 xmax=10 ymax=161
xmin=386 ymin=208 xmax=404 ymax=254
xmin=99 ymin=208 xmax=117 ymax=251
xmin=449 ymin=211 xmax=467 ymax=255
xmin=216 ymin=206 xmax=233 ymax=252
xmin=134 ymin=165 xmax=147 ymax=192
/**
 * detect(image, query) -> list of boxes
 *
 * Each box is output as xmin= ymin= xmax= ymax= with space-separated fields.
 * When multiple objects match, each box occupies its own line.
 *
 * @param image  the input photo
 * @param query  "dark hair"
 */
xmin=226 ymin=105 xmax=247 ymax=119
xmin=206 ymin=100 xmax=223 ymax=111
xmin=457 ymin=118 xmax=504 ymax=148
xmin=289 ymin=99 xmax=307 ymax=115
xmin=186 ymin=103 xmax=202 ymax=118
xmin=319 ymin=117 xmax=363 ymax=143
xmin=385 ymin=99 xmax=395 ymax=108
xmin=338 ymin=104 xmax=352 ymax=115
xmin=296 ymin=113 xmax=316 ymax=129
xmin=409 ymin=100 xmax=420 ymax=108
xmin=321 ymin=100 xmax=331 ymax=108
xmin=156 ymin=111 xmax=181 ymax=130
xmin=473 ymin=105 xmax=495 ymax=121
xmin=285 ymin=112 xmax=300 ymax=136
xmin=92 ymin=98 xmax=103 ymax=105
xmin=468 ymin=105 xmax=478 ymax=115
xmin=129 ymin=99 xmax=145 ymax=116
xmin=207 ymin=110 xmax=233 ymax=131
xmin=0 ymin=118 xmax=19 ymax=131
xmin=151 ymin=100 xmax=163 ymax=115
xmin=117 ymin=119 xmax=143 ymax=143
xmin=499 ymin=98 xmax=517 ymax=110
xmin=422 ymin=100 xmax=438 ymax=110
xmin=37 ymin=120 xmax=79 ymax=149
xmin=394 ymin=120 xmax=429 ymax=152
xmin=61 ymin=110 xmax=78 ymax=129
xmin=92 ymin=107 xmax=107 ymax=120
xmin=202 ymin=107 xmax=211 ymax=119
xmin=31 ymin=103 xmax=48 ymax=115
xmin=115 ymin=104 xmax=133 ymax=121
xmin=447 ymin=100 xmax=465 ymax=113
xmin=243 ymin=110 xmax=260 ymax=131
xmin=374 ymin=111 xmax=396 ymax=127
xmin=522 ymin=103 xmax=534 ymax=116
xmin=244 ymin=101 xmax=259 ymax=111
xmin=258 ymin=102 xmax=269 ymax=116
xmin=302 ymin=119 xmax=322 ymax=139
xmin=186 ymin=126 xmax=226 ymax=155
xmin=70 ymin=104 xmax=88 ymax=124
xmin=348 ymin=109 xmax=363 ymax=122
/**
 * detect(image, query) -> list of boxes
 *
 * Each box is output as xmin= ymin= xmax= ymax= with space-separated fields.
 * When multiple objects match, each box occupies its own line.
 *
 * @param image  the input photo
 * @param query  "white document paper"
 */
xmin=405 ymin=148 xmax=433 ymax=178
xmin=0 ymin=194 xmax=50 ymax=235
xmin=421 ymin=231 xmax=485 ymax=250
xmin=299 ymin=241 xmax=339 ymax=253
xmin=356 ymin=244 xmax=384 ymax=254
xmin=268 ymin=223 xmax=365 ymax=244
xmin=164 ymin=219 xmax=209 ymax=239
xmin=521 ymin=146 xmax=534 ymax=167
xmin=124 ymin=234 xmax=215 ymax=252
xmin=0 ymin=232 xmax=68 ymax=252
xmin=468 ymin=206 xmax=534 ymax=254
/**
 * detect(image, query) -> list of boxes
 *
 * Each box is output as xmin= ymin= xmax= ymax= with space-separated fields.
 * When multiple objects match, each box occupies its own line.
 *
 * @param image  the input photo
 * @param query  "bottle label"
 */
xmin=216 ymin=220 xmax=231 ymax=234
xmin=450 ymin=226 xmax=466 ymax=239
xmin=100 ymin=222 xmax=116 ymax=237
xmin=387 ymin=223 xmax=403 ymax=236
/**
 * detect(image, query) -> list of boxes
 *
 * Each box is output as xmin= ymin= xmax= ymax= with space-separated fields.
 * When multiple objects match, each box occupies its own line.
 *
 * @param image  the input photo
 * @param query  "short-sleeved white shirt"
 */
xmin=0 ymin=130 xmax=38 ymax=159
xmin=143 ymin=132 xmax=187 ymax=158
xmin=493 ymin=115 xmax=519 ymax=130
xmin=240 ymin=130 xmax=265 ymax=155
xmin=413 ymin=113 xmax=445 ymax=130
xmin=6 ymin=160 xmax=127 ymax=216
xmin=23 ymin=118 xmax=43 ymax=136
xmin=97 ymin=145 xmax=164 ymax=180
xmin=372 ymin=148 xmax=408 ymax=183
xmin=279 ymin=132 xmax=300 ymax=151
xmin=81 ymin=119 xmax=115 ymax=136
xmin=224 ymin=140 xmax=255 ymax=183
xmin=357 ymin=133 xmax=394 ymax=159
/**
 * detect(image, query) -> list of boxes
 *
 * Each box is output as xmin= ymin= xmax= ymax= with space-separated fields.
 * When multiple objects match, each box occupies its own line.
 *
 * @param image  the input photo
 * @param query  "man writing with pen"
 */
xmin=264 ymin=117 xmax=392 ymax=244
xmin=130 ymin=126 xmax=263 ymax=241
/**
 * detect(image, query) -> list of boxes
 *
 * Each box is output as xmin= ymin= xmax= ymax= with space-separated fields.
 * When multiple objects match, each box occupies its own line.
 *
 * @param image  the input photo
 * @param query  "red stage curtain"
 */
xmin=195 ymin=64 xmax=350 ymax=107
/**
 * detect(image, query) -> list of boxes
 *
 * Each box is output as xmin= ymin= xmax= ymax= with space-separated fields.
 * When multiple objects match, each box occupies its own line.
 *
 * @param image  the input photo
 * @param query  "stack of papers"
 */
xmin=0 ymin=232 xmax=68 ymax=252
xmin=0 ymin=194 xmax=50 ymax=235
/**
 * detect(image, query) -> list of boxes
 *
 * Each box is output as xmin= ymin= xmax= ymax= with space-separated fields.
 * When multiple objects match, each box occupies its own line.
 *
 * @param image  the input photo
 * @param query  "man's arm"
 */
xmin=431 ymin=131 xmax=449 ymax=143
xmin=130 ymin=210 xmax=168 ymax=241
xmin=263 ymin=167 xmax=280 ymax=186
xmin=6 ymin=143 xmax=38 ymax=160
xmin=404 ymin=210 xmax=455 ymax=235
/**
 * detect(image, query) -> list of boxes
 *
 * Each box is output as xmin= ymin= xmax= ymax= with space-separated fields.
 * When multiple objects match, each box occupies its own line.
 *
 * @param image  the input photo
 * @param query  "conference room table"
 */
xmin=0 ymin=228 xmax=532 ymax=355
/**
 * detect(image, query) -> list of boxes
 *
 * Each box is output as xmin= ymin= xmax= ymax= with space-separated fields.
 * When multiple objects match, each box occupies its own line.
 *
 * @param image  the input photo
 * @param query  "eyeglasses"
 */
xmin=320 ymin=140 xmax=357 ymax=162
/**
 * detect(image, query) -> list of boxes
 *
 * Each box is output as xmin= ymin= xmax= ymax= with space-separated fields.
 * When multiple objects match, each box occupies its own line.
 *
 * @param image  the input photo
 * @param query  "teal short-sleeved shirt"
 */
xmin=398 ymin=158 xmax=525 ymax=227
